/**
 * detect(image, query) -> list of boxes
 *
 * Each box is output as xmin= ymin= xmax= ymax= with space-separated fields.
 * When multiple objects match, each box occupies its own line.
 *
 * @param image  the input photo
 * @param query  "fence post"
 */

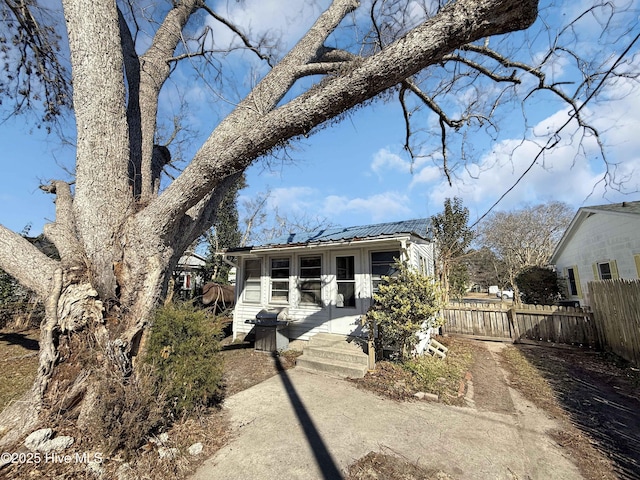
xmin=507 ymin=306 xmax=520 ymax=343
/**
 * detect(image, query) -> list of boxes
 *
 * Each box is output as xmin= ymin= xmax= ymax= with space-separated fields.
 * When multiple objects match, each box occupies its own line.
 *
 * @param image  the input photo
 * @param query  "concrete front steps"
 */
xmin=296 ymin=333 xmax=368 ymax=378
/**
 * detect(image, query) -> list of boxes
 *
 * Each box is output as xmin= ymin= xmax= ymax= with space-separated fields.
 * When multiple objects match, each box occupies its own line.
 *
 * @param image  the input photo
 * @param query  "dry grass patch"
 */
xmin=498 ymin=345 xmax=562 ymax=416
xmin=0 ymin=330 xmax=39 ymax=412
xmin=346 ymin=451 xmax=453 ymax=480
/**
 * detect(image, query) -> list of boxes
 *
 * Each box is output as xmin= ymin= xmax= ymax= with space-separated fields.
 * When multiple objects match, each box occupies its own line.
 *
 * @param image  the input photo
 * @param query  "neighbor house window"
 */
xmin=371 ymin=250 xmax=400 ymax=292
xmin=243 ymin=259 xmax=261 ymax=303
xmin=299 ymin=256 xmax=322 ymax=305
xmin=593 ymin=260 xmax=619 ymax=281
xmin=270 ymin=258 xmax=290 ymax=302
xmin=566 ymin=267 xmax=579 ymax=296
xmin=336 ymin=256 xmax=356 ymax=308
xmin=598 ymin=262 xmax=612 ymax=280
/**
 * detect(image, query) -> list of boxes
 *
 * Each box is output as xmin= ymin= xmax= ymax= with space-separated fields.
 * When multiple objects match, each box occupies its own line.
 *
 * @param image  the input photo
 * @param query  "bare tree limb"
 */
xmin=201 ymin=4 xmax=274 ymax=67
xmin=0 ymin=224 xmax=60 ymax=298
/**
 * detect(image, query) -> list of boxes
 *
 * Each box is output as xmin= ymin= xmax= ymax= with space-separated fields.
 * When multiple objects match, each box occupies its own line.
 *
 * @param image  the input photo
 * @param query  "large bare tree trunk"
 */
xmin=0 ymin=0 xmax=539 ymax=452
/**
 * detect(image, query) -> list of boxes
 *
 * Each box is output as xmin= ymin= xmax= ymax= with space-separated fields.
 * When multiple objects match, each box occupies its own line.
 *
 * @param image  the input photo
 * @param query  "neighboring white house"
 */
xmin=549 ymin=200 xmax=640 ymax=306
xmin=175 ymin=251 xmax=207 ymax=298
xmin=225 ymin=219 xmax=435 ymax=342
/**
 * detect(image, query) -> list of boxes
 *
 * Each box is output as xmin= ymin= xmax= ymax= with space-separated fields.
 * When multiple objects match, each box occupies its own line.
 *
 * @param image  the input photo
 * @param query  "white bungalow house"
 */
xmin=550 ymin=200 xmax=640 ymax=306
xmin=225 ymin=219 xmax=435 ymax=343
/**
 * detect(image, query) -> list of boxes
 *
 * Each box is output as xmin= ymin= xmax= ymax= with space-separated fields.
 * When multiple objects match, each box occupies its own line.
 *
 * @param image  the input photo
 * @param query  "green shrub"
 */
xmin=368 ymin=261 xmax=444 ymax=360
xmin=145 ymin=303 xmax=224 ymax=418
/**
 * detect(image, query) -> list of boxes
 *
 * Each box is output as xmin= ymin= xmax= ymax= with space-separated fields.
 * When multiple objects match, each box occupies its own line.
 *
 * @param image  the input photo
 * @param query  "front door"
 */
xmin=329 ymin=252 xmax=365 ymax=336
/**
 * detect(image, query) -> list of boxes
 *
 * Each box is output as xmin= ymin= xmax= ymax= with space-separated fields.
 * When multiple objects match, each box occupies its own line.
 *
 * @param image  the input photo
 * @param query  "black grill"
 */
xmin=244 ymin=309 xmax=290 ymax=351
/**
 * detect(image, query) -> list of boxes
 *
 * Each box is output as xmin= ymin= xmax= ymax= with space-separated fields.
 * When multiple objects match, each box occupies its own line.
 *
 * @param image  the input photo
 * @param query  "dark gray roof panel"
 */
xmin=242 ymin=218 xmax=431 ymax=249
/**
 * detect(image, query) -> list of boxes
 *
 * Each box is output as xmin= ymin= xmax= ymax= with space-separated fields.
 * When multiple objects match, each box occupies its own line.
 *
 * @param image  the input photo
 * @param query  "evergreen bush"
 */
xmin=145 ymin=303 xmax=224 ymax=418
xmin=515 ymin=266 xmax=561 ymax=305
xmin=368 ymin=261 xmax=443 ymax=360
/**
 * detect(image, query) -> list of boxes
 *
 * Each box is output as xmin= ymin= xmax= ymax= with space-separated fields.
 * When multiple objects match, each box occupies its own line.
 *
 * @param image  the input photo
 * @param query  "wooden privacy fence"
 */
xmin=590 ymin=279 xmax=640 ymax=366
xmin=441 ymin=302 xmax=599 ymax=347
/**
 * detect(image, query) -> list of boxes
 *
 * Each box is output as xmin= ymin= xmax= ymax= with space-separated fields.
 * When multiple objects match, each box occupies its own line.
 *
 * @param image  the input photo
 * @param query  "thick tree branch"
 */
xmin=0 ymin=224 xmax=60 ymax=298
xmin=118 ymin=7 xmax=143 ymax=197
xmin=137 ymin=0 xmax=202 ymax=202
xmin=140 ymin=0 xmax=537 ymax=242
xmin=137 ymin=0 xmax=361 ymax=237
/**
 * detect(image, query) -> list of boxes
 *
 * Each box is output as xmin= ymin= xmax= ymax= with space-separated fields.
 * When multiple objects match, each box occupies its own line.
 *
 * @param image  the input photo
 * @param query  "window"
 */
xmin=594 ymin=260 xmax=618 ymax=281
xmin=299 ymin=256 xmax=322 ymax=305
xmin=371 ymin=250 xmax=400 ymax=292
xmin=270 ymin=258 xmax=290 ymax=302
xmin=243 ymin=259 xmax=261 ymax=303
xmin=336 ymin=256 xmax=356 ymax=308
xmin=598 ymin=262 xmax=612 ymax=280
xmin=567 ymin=267 xmax=579 ymax=296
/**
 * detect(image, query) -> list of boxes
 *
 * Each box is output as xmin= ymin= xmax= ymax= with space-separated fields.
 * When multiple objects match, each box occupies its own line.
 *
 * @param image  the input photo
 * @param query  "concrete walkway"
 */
xmin=190 ymin=346 xmax=583 ymax=480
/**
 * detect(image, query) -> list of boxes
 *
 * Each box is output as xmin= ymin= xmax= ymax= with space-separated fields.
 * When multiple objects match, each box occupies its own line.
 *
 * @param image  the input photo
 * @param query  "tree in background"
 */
xmin=478 ymin=202 xmax=573 ymax=302
xmin=0 ymin=0 xmax=635 ymax=454
xmin=448 ymin=261 xmax=470 ymax=302
xmin=463 ymin=247 xmax=508 ymax=292
xmin=203 ymin=175 xmax=246 ymax=284
xmin=515 ymin=266 xmax=561 ymax=305
xmin=431 ymin=198 xmax=475 ymax=302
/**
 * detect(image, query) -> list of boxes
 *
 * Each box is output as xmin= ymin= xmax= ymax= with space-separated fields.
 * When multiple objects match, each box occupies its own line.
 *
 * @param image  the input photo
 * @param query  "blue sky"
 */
xmin=1 ymin=0 xmax=639 ymax=237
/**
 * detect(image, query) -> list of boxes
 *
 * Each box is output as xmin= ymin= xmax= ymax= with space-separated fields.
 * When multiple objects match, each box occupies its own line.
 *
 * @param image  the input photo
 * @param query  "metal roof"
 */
xmin=232 ymin=218 xmax=432 ymax=251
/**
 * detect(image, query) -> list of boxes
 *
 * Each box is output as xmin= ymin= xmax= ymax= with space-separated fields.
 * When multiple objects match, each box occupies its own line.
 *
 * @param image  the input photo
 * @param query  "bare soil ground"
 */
xmin=219 ymin=336 xmax=299 ymax=396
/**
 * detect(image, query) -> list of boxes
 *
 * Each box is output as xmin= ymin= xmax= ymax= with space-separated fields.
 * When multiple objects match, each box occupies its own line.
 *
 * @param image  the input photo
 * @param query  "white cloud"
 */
xmin=322 ymin=192 xmax=412 ymax=222
xmin=425 ymin=81 xmax=640 ymax=219
xmin=268 ymin=186 xmax=317 ymax=212
xmin=208 ymin=1 xmax=328 ymax=52
xmin=370 ymin=148 xmax=411 ymax=177
xmin=409 ymin=165 xmax=442 ymax=188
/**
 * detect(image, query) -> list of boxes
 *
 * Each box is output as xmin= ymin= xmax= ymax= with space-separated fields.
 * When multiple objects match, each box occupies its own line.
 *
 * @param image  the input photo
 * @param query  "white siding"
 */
xmin=231 ymin=235 xmax=436 ymax=340
xmin=554 ymin=213 xmax=640 ymax=305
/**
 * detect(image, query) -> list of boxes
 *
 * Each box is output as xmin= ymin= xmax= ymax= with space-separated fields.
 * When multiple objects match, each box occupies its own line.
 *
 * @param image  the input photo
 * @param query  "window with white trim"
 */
xmin=598 ymin=262 xmax=612 ymax=280
xmin=270 ymin=258 xmax=290 ymax=303
xmin=336 ymin=256 xmax=356 ymax=308
xmin=371 ymin=250 xmax=400 ymax=292
xmin=243 ymin=259 xmax=261 ymax=303
xmin=299 ymin=256 xmax=322 ymax=305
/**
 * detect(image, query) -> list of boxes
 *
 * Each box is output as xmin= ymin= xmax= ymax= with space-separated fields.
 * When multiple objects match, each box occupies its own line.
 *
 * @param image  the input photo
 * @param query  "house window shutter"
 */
xmin=592 ymin=263 xmax=598 ymax=280
xmin=610 ymin=260 xmax=619 ymax=280
xmin=635 ymin=254 xmax=640 ymax=278
xmin=573 ymin=266 xmax=583 ymax=298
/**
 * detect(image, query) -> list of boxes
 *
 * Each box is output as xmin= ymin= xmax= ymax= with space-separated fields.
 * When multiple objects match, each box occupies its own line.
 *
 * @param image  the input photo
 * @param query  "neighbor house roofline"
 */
xmin=550 ymin=200 xmax=640 ymax=264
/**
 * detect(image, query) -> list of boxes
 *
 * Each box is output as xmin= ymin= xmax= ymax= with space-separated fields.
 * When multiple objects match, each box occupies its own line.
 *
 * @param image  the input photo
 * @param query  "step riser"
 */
xmin=303 ymin=347 xmax=368 ymax=365
xmin=297 ymin=358 xmax=366 ymax=378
